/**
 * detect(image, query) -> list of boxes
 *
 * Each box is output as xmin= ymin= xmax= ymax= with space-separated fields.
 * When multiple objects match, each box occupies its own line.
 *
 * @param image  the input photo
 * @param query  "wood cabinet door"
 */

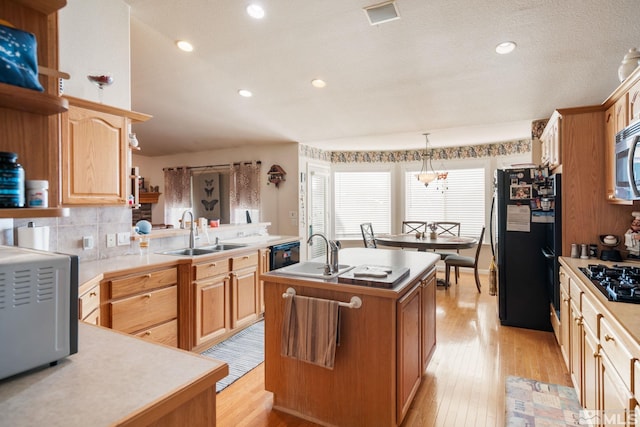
xmin=258 ymin=248 xmax=270 ymax=314
xmin=570 ymin=297 xmax=584 ymax=402
xmin=61 ymin=105 xmax=128 ymax=205
xmin=559 ymin=278 xmax=571 ymax=368
xmin=630 ymin=80 xmax=640 ymax=124
xmin=605 ymin=99 xmax=633 ymax=204
xmin=231 ymin=266 xmax=259 ymax=329
xmin=421 ymin=271 xmax=436 ymax=372
xmin=397 ymin=283 xmax=421 ymax=423
xmin=583 ymin=324 xmax=599 ymax=412
xmin=600 ymin=353 xmax=634 ymax=426
xmin=194 ymin=274 xmax=231 ymax=346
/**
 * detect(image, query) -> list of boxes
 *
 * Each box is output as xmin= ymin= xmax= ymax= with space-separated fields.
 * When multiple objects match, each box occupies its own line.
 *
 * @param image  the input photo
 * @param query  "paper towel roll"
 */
xmin=18 ymin=225 xmax=50 ymax=251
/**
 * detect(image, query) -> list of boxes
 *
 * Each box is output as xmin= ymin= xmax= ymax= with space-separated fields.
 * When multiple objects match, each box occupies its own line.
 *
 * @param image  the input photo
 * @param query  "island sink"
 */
xmin=272 ymin=261 xmax=354 ymax=279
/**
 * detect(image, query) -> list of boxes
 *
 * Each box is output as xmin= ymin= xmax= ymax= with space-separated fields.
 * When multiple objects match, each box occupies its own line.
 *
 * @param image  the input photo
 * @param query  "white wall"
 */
xmin=133 ymin=143 xmax=299 ymax=236
xmin=58 ymin=0 xmax=131 ymax=109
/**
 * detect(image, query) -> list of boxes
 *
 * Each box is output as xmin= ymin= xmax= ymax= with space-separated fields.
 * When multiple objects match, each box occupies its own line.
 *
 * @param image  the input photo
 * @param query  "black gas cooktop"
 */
xmin=579 ymin=264 xmax=640 ymax=303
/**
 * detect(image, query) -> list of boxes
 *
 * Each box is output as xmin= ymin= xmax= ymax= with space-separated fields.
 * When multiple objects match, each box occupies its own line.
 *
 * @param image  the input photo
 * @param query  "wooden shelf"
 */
xmin=13 ymin=0 xmax=67 ymax=15
xmin=139 ymin=192 xmax=161 ymax=204
xmin=0 ymin=82 xmax=69 ymax=115
xmin=0 ymin=207 xmax=70 ymax=218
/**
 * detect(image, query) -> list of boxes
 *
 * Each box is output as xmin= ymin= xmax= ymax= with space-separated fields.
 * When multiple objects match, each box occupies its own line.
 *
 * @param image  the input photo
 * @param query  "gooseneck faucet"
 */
xmin=180 ymin=210 xmax=197 ymax=249
xmin=307 ymin=233 xmax=341 ymax=275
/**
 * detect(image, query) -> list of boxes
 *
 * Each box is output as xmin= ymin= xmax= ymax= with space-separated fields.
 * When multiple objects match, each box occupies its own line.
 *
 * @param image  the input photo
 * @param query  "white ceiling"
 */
xmin=123 ymin=0 xmax=640 ymax=157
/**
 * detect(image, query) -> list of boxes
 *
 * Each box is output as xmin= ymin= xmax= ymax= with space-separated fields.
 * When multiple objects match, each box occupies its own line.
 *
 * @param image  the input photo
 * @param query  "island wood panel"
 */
xmin=558 ymin=106 xmax=635 ymax=257
xmin=264 ymin=281 xmax=398 ymax=427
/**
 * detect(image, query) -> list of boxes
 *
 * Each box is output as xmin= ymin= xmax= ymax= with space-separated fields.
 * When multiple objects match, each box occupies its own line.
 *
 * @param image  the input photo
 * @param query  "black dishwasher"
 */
xmin=270 ymin=241 xmax=300 ymax=270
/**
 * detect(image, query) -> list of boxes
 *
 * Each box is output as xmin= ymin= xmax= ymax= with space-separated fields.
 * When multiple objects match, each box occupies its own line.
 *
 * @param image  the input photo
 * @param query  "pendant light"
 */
xmin=417 ymin=133 xmax=438 ymax=187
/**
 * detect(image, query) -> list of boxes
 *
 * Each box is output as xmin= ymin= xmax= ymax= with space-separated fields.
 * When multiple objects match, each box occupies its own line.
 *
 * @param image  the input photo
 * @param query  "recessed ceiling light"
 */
xmin=176 ymin=40 xmax=194 ymax=52
xmin=238 ymin=89 xmax=253 ymax=97
xmin=311 ymin=79 xmax=326 ymax=88
xmin=246 ymin=4 xmax=265 ymax=19
xmin=495 ymin=41 xmax=516 ymax=54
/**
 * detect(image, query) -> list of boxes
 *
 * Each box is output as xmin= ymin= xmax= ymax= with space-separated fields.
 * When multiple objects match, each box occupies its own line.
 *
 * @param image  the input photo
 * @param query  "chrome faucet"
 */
xmin=307 ymin=233 xmax=341 ymax=275
xmin=180 ymin=210 xmax=198 ymax=249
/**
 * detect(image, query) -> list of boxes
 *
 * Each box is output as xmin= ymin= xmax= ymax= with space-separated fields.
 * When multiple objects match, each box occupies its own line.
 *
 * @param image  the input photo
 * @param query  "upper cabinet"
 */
xmin=603 ymin=66 xmax=640 ymax=205
xmin=60 ymin=96 xmax=151 ymax=205
xmin=540 ymin=111 xmax=561 ymax=170
xmin=604 ymin=97 xmax=632 ymax=205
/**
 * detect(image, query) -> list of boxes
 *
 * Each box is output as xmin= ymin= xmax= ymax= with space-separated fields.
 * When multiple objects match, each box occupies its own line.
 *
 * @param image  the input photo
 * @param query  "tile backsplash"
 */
xmin=8 ymin=206 xmax=134 ymax=261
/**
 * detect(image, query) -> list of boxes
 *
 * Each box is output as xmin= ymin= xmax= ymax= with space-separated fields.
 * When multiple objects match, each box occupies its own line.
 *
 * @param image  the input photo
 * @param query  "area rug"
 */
xmin=201 ymin=320 xmax=264 ymax=392
xmin=505 ymin=376 xmax=582 ymax=426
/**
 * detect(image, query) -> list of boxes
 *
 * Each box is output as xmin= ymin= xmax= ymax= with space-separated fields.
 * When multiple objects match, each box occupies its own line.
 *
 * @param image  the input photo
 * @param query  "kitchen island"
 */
xmin=0 ymin=323 xmax=228 ymax=426
xmin=261 ymin=248 xmax=440 ymax=427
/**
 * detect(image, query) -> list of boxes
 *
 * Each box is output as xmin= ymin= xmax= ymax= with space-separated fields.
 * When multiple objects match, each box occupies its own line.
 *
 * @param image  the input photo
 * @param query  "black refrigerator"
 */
xmin=492 ymin=167 xmax=561 ymax=331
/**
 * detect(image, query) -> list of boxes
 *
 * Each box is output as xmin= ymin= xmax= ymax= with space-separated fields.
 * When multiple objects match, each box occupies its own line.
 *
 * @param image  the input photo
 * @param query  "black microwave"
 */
xmin=615 ymin=121 xmax=640 ymax=200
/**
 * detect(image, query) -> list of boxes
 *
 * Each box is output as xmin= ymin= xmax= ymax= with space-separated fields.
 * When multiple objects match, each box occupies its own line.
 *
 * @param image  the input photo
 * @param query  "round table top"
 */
xmin=375 ymin=234 xmax=478 ymax=250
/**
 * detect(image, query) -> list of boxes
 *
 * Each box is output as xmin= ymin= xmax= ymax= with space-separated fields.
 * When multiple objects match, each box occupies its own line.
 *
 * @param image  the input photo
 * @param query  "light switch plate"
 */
xmin=117 ymin=232 xmax=131 ymax=246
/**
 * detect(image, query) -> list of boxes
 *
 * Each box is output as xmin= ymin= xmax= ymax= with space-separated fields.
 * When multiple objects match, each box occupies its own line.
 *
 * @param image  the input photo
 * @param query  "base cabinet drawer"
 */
xmin=110 ymin=286 xmax=178 ymax=334
xmin=135 ymin=319 xmax=178 ymax=347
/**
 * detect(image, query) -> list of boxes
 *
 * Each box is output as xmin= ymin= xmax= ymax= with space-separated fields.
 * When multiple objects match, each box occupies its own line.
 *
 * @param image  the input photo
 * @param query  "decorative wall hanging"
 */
xmin=267 ymin=164 xmax=286 ymax=187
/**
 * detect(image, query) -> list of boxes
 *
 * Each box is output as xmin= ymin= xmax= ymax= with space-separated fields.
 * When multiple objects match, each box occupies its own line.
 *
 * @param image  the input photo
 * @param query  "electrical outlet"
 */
xmin=106 ymin=233 xmax=116 ymax=248
xmin=117 ymin=231 xmax=131 ymax=246
xmin=82 ymin=236 xmax=94 ymax=250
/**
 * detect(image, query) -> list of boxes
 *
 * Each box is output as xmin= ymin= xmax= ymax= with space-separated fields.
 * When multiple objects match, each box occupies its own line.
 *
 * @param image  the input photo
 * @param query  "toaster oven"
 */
xmin=0 ymin=246 xmax=78 ymax=380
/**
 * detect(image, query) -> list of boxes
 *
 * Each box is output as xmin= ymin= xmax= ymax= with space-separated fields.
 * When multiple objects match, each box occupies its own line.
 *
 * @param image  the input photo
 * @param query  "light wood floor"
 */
xmin=216 ymin=271 xmax=572 ymax=426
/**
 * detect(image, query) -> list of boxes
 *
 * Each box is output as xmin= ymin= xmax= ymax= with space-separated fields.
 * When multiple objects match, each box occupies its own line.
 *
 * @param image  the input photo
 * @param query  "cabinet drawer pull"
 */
xmin=145 ymin=274 xmax=152 ymax=279
xmin=144 ymin=293 xmax=151 ymax=299
xmin=574 ymin=316 xmax=583 ymax=325
xmin=144 ymin=331 xmax=151 ymax=336
xmin=209 ymin=262 xmax=218 ymax=267
xmin=604 ymin=334 xmax=614 ymax=342
xmin=89 ymin=291 xmax=97 ymax=297
xmin=243 ymin=256 xmax=250 ymax=260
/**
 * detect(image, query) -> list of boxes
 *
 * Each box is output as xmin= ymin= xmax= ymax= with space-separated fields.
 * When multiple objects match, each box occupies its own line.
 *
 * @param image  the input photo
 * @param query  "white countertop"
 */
xmin=78 ymin=235 xmax=300 ymax=287
xmin=263 ymin=247 xmax=440 ymax=298
xmin=0 ymin=323 xmax=227 ymax=427
xmin=560 ymin=256 xmax=640 ymax=343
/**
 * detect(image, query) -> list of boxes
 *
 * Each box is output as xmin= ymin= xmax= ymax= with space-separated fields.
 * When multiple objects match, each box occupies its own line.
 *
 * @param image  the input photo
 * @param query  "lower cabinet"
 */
xmin=230 ymin=252 xmax=259 ymax=329
xmin=103 ymin=266 xmax=179 ymax=347
xmin=559 ymin=263 xmax=640 ymax=425
xmin=79 ymin=280 xmax=101 ymax=325
xmin=193 ymin=258 xmax=231 ymax=347
xmin=191 ymin=250 xmax=261 ymax=351
xmin=397 ymin=267 xmax=437 ymax=423
xmin=397 ymin=283 xmax=422 ymax=422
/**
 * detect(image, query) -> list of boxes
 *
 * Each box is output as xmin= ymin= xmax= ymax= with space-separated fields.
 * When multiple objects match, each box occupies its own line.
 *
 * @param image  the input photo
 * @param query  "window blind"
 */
xmin=405 ymin=168 xmax=485 ymax=240
xmin=334 ymin=171 xmax=391 ymax=239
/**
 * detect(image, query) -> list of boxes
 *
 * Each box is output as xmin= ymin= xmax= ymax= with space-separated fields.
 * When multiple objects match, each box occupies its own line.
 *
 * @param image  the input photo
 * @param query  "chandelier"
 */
xmin=417 ymin=133 xmax=438 ymax=187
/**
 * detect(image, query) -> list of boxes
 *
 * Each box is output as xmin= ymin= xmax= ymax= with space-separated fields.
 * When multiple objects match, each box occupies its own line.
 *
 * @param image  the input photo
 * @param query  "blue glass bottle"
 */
xmin=0 ymin=152 xmax=25 ymax=208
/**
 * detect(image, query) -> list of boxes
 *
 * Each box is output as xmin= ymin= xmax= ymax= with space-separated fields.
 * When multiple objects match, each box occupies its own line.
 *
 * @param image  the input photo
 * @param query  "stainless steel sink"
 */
xmin=200 ymin=243 xmax=248 ymax=251
xmin=160 ymin=243 xmax=248 ymax=256
xmin=160 ymin=248 xmax=219 ymax=256
xmin=272 ymin=262 xmax=354 ymax=279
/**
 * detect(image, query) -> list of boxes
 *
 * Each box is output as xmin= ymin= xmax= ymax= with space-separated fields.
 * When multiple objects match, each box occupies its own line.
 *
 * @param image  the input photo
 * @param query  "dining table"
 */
xmin=375 ymin=233 xmax=478 ymax=251
xmin=375 ymin=233 xmax=479 ymax=287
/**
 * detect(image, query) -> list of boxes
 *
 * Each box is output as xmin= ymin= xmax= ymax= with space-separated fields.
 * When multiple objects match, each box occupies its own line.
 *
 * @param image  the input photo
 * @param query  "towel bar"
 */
xmin=282 ymin=287 xmax=362 ymax=309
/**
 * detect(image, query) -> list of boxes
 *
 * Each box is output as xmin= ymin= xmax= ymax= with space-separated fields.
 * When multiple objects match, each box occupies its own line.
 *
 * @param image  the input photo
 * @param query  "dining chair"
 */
xmin=402 ymin=221 xmax=427 ymax=234
xmin=431 ymin=221 xmax=462 ymax=260
xmin=360 ymin=222 xmax=377 ymax=248
xmin=444 ymin=226 xmax=485 ymax=293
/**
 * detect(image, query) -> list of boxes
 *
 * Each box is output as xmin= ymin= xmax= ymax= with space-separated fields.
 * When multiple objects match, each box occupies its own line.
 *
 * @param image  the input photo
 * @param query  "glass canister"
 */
xmin=25 ymin=180 xmax=48 ymax=207
xmin=0 ymin=152 xmax=25 ymax=208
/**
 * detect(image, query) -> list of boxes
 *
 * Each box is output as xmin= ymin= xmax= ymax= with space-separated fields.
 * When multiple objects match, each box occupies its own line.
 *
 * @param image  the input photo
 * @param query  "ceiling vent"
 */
xmin=364 ymin=1 xmax=400 ymax=26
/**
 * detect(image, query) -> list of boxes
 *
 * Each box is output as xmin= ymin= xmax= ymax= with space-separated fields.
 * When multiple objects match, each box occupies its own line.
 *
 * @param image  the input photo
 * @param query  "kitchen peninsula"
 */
xmin=261 ymin=248 xmax=440 ymax=427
